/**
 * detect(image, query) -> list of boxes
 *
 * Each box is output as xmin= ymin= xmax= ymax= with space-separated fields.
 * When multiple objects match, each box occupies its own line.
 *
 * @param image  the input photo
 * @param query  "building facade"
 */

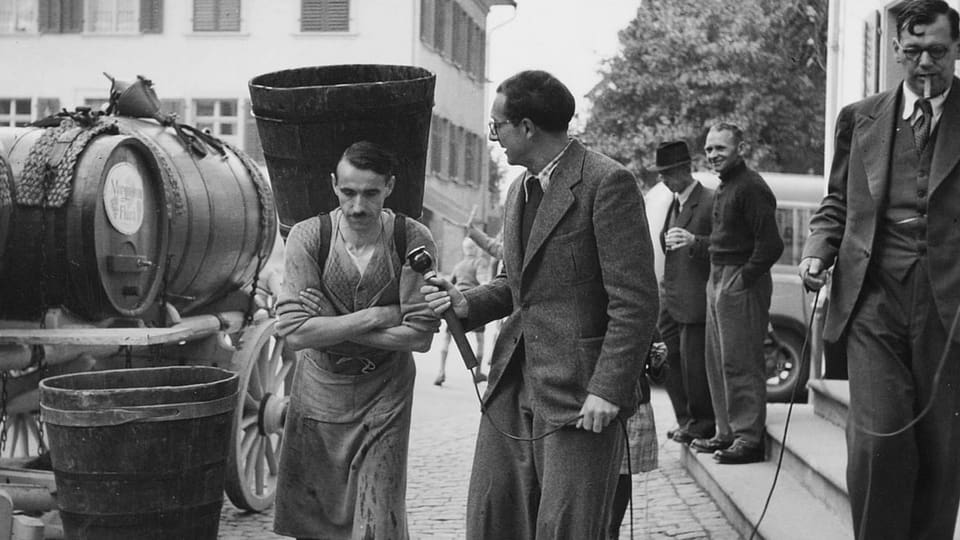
xmin=0 ymin=0 xmax=512 ymax=271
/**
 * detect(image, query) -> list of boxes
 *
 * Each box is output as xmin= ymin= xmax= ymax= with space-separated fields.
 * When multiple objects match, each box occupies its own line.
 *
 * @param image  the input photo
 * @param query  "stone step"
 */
xmin=766 ymin=403 xmax=850 ymax=531
xmin=680 ymin=440 xmax=850 ymax=540
xmin=808 ymin=378 xmax=849 ymax=429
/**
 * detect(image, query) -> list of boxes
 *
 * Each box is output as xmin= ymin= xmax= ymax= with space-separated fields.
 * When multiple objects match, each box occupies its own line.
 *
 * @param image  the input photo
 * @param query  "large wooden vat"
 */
xmin=249 ymin=64 xmax=435 ymax=232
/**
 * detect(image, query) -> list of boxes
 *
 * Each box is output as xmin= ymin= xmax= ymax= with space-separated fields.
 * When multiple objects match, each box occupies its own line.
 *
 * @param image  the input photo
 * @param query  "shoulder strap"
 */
xmin=319 ymin=211 xmax=407 ymax=272
xmin=394 ymin=212 xmax=407 ymax=265
xmin=317 ymin=212 xmax=333 ymax=275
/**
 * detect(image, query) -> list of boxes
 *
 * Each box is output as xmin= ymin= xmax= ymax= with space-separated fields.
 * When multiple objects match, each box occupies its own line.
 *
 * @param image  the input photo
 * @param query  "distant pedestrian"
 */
xmin=651 ymin=140 xmax=716 ymax=445
xmin=690 ymin=123 xmax=782 ymax=465
xmin=435 ymin=237 xmax=487 ymax=385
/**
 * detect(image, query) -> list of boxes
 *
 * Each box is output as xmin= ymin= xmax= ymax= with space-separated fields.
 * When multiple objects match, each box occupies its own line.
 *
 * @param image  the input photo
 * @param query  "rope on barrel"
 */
xmin=221 ymin=139 xmax=277 ymax=328
xmin=17 ymin=116 xmax=117 ymax=209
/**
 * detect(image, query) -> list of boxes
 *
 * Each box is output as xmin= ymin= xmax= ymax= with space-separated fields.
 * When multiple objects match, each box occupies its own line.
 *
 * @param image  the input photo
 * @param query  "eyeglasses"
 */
xmin=898 ymin=42 xmax=951 ymax=62
xmin=488 ymin=119 xmax=512 ymax=140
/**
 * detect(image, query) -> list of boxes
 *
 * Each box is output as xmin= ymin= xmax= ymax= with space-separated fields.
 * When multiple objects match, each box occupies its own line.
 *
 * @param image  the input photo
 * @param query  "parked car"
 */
xmin=647 ymin=172 xmax=825 ymax=402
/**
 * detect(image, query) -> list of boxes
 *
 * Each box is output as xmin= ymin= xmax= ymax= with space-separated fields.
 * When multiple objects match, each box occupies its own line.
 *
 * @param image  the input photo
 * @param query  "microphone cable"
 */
xmin=748 ymin=287 xmax=821 ymax=540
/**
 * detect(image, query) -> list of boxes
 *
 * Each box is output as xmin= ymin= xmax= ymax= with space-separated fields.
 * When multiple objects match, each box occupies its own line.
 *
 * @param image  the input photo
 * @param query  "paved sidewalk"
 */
xmin=218 ymin=337 xmax=740 ymax=539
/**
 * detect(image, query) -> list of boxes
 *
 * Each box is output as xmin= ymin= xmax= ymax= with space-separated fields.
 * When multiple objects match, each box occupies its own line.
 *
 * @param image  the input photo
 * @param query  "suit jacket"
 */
xmin=803 ymin=79 xmax=960 ymax=343
xmin=659 ymin=182 xmax=713 ymax=324
xmin=463 ymin=140 xmax=659 ymax=425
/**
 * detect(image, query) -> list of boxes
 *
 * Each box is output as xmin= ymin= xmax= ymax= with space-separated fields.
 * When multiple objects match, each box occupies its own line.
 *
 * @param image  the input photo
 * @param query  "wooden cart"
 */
xmin=0 ymin=304 xmax=293 ymax=529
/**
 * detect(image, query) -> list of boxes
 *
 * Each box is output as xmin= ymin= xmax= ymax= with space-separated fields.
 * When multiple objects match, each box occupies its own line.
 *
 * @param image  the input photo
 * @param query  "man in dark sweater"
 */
xmin=689 ymin=123 xmax=783 ymax=464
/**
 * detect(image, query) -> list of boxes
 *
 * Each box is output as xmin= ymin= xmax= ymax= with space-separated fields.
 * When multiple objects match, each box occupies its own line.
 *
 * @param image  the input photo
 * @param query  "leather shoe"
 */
xmin=671 ymin=429 xmax=696 ymax=444
xmin=689 ymin=436 xmax=733 ymax=454
xmin=714 ymin=439 xmax=765 ymax=464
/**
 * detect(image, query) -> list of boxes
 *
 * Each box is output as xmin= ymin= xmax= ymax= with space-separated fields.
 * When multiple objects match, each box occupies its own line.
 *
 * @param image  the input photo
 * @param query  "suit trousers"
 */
xmin=658 ymin=308 xmax=714 ymax=437
xmin=704 ymin=264 xmax=771 ymax=445
xmin=465 ymin=353 xmax=624 ymax=540
xmin=845 ymin=259 xmax=960 ymax=540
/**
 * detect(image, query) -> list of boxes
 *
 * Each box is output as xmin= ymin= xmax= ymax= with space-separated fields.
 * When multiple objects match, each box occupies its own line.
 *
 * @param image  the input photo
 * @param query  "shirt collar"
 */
xmin=902 ymin=81 xmax=950 ymax=129
xmin=676 ymin=180 xmax=698 ymax=208
xmin=525 ymin=139 xmax=572 ymax=199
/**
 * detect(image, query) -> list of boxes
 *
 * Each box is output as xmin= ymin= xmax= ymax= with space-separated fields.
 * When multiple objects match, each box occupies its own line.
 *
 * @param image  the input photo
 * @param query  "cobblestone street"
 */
xmin=218 ymin=335 xmax=740 ymax=539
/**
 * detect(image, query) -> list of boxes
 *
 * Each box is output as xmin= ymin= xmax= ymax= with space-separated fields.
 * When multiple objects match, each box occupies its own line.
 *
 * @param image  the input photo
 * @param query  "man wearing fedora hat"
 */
xmin=651 ymin=141 xmax=717 ymax=445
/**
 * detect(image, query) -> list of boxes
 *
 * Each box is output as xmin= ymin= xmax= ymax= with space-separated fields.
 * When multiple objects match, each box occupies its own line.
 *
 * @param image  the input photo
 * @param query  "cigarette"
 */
xmin=924 ymin=77 xmax=931 ymax=99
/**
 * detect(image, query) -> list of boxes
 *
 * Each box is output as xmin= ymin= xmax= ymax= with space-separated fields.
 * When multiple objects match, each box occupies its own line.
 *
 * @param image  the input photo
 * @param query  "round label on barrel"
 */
xmin=102 ymin=161 xmax=145 ymax=236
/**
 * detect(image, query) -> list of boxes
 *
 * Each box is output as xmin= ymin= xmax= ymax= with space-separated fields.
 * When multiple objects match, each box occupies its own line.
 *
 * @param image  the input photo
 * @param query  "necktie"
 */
xmin=667 ymin=196 xmax=680 ymax=229
xmin=913 ymin=99 xmax=933 ymax=154
xmin=521 ymin=175 xmax=543 ymax=254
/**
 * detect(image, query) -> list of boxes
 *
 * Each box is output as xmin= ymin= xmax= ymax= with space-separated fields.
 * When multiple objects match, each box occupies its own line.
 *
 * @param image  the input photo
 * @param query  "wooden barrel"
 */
xmin=112 ymin=118 xmax=277 ymax=315
xmin=0 ymin=119 xmax=276 ymax=321
xmin=39 ymin=366 xmax=239 ymax=540
xmin=249 ymin=64 xmax=435 ymax=232
xmin=0 ymin=127 xmax=169 ymax=320
xmin=0 ymin=153 xmax=12 ymax=280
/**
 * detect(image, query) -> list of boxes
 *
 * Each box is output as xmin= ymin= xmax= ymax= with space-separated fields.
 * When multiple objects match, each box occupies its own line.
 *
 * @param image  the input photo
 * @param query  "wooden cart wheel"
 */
xmin=224 ymin=318 xmax=294 ymax=512
xmin=2 ymin=409 xmax=42 ymax=460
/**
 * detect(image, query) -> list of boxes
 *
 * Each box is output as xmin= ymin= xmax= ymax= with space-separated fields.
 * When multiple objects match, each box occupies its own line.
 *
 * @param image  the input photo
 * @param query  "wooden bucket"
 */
xmin=249 ymin=64 xmax=435 ymax=232
xmin=40 ymin=366 xmax=239 ymax=540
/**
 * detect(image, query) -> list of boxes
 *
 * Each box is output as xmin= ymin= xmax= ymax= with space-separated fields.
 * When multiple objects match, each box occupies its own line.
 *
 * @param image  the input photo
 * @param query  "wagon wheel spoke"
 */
xmin=225 ymin=318 xmax=292 ymax=512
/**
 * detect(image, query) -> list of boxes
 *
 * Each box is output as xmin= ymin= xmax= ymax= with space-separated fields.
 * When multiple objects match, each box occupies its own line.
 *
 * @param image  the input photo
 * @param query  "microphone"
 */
xmin=407 ymin=246 xmax=479 ymax=370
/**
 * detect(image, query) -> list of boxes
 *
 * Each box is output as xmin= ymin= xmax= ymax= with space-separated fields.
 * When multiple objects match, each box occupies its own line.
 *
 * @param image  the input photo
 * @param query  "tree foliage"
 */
xmin=581 ymin=0 xmax=828 ymax=179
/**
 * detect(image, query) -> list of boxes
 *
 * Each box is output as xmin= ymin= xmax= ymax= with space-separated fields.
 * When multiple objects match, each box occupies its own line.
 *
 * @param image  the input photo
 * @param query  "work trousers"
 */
xmin=659 ymin=308 xmax=714 ymax=438
xmin=845 ymin=260 xmax=960 ymax=540
xmin=704 ymin=264 xmax=771 ymax=445
xmin=465 ymin=356 xmax=624 ymax=540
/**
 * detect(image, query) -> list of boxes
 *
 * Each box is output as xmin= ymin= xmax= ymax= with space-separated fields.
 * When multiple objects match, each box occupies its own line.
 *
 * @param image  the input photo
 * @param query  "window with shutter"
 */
xmin=433 ymin=0 xmax=447 ymax=54
xmin=448 ymin=124 xmax=461 ymax=180
xmin=301 ymin=0 xmax=348 ymax=32
xmin=419 ymin=0 xmax=433 ymax=46
xmin=193 ymin=0 xmax=240 ymax=32
xmin=0 ymin=0 xmax=38 ymax=33
xmin=464 ymin=131 xmax=476 ymax=186
xmin=85 ymin=0 xmax=140 ymax=33
xmin=430 ymin=114 xmax=443 ymax=174
xmin=140 ymin=0 xmax=162 ymax=33
xmin=451 ymin=5 xmax=463 ymax=66
xmin=38 ymin=0 xmax=81 ymax=33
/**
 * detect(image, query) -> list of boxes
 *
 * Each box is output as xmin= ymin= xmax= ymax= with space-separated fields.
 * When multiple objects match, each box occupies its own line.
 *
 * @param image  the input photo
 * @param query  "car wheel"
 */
xmin=764 ymin=322 xmax=809 ymax=402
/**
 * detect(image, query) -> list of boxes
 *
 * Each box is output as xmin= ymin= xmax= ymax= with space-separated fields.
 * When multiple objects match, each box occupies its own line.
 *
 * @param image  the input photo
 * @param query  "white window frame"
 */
xmin=193 ymin=98 xmax=240 ymax=146
xmin=84 ymin=0 xmax=140 ymax=34
xmin=0 ymin=0 xmax=37 ymax=34
xmin=0 ymin=97 xmax=33 ymax=127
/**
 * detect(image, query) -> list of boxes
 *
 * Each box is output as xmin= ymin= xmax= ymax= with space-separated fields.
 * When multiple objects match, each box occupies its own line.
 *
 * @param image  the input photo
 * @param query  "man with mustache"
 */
xmin=272 ymin=141 xmax=440 ymax=539
xmin=689 ymin=123 xmax=782 ymax=465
